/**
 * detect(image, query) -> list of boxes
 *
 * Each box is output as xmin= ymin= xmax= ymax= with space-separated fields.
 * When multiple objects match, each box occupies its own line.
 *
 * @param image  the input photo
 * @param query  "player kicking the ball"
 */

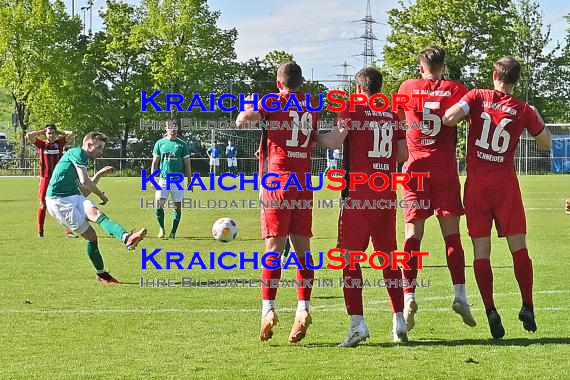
xmin=151 ymin=119 xmax=192 ymax=239
xmin=45 ymin=132 xmax=147 ymax=284
xmin=443 ymin=56 xmax=551 ymax=339
xmin=396 ymin=46 xmax=476 ymax=331
xmin=318 ymin=67 xmax=409 ymax=346
xmin=236 ymin=61 xmax=321 ymax=343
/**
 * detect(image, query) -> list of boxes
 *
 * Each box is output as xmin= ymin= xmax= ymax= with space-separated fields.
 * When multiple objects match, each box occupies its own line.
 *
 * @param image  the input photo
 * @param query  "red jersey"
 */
xmin=34 ymin=138 xmax=66 ymax=177
xmin=398 ymin=78 xmax=467 ymax=157
xmin=459 ymin=89 xmax=544 ymax=177
xmin=258 ymin=91 xmax=319 ymax=175
xmin=338 ymin=103 xmax=404 ymax=198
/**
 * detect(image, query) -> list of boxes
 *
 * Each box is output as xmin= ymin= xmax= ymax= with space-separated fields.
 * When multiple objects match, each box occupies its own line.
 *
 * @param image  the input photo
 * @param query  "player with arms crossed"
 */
xmin=26 ymin=123 xmax=74 ymax=237
xmin=151 ymin=119 xmax=192 ymax=240
xmin=236 ymin=61 xmax=321 ymax=343
xmin=45 ymin=132 xmax=147 ymax=284
xmin=397 ymin=46 xmax=476 ymax=330
xmin=319 ymin=67 xmax=409 ymax=346
xmin=443 ymin=56 xmax=551 ymax=339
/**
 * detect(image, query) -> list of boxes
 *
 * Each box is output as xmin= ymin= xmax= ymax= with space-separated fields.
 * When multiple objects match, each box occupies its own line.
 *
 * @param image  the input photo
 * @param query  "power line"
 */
xmin=353 ymin=0 xmax=378 ymax=68
xmin=332 ymin=61 xmax=356 ymax=91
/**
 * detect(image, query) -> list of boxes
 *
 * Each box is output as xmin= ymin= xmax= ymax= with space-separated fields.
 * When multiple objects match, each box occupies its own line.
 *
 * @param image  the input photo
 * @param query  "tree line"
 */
xmin=0 ymin=0 xmax=568 ymax=160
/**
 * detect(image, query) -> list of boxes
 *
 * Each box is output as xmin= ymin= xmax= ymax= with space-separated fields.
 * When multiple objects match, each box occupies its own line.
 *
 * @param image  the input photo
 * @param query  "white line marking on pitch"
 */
xmin=1 ymin=290 xmax=567 ymax=314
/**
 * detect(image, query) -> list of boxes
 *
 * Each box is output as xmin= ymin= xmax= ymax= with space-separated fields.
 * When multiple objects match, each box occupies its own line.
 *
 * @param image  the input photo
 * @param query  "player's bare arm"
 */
xmin=533 ymin=128 xmax=552 ymax=150
xmin=26 ymin=129 xmax=45 ymax=144
xmin=235 ymin=94 xmax=262 ymax=128
xmin=60 ymin=129 xmax=75 ymax=143
xmin=184 ymin=156 xmax=192 ymax=187
xmin=151 ymin=155 xmax=159 ymax=172
xmin=315 ymin=123 xmax=348 ymax=149
xmin=442 ymin=104 xmax=468 ymax=127
xmin=529 ymin=105 xmax=552 ymax=150
xmin=396 ymin=139 xmax=409 ymax=163
xmin=76 ymin=165 xmax=108 ymax=205
xmin=396 ymin=106 xmax=406 ymax=123
xmin=79 ymin=166 xmax=115 ymax=196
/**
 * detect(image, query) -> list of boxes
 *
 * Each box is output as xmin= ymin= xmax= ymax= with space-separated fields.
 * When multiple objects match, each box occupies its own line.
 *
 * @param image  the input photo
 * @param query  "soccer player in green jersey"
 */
xmin=45 ymin=132 xmax=147 ymax=284
xmin=151 ymin=119 xmax=192 ymax=239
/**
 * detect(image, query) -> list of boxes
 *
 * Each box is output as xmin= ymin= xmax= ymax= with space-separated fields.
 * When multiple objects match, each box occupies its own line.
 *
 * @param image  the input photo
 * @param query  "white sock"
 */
xmin=121 ymin=232 xmax=129 ymax=243
xmin=393 ymin=312 xmax=404 ymax=323
xmin=296 ymin=301 xmax=310 ymax=314
xmin=350 ymin=315 xmax=364 ymax=328
xmin=454 ymin=284 xmax=467 ymax=302
xmin=262 ymin=300 xmax=275 ymax=317
xmin=96 ymin=269 xmax=106 ymax=275
xmin=404 ymin=292 xmax=416 ymax=303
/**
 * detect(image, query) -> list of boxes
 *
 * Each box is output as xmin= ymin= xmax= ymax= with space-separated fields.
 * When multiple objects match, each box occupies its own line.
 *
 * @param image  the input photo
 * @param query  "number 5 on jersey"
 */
xmin=422 ymin=101 xmax=441 ymax=137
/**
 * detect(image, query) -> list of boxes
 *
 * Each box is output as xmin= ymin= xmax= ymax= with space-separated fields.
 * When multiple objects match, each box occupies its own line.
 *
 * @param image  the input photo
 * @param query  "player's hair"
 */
xmin=355 ymin=67 xmax=383 ymax=95
xmin=494 ymin=56 xmax=521 ymax=85
xmin=277 ymin=61 xmax=303 ymax=90
xmin=417 ymin=46 xmax=446 ymax=70
xmin=44 ymin=123 xmax=57 ymax=132
xmin=83 ymin=132 xmax=108 ymax=144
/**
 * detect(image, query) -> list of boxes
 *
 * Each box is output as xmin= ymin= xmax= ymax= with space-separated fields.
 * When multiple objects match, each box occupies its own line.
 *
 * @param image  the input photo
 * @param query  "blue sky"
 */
xmin=65 ymin=0 xmax=569 ymax=81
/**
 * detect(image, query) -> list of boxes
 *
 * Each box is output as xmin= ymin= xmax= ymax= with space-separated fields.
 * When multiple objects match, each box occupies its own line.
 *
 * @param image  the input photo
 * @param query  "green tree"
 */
xmin=511 ymin=0 xmax=565 ymax=121
xmin=552 ymin=14 xmax=570 ymax=122
xmin=83 ymin=0 xmax=152 ymax=159
xmin=383 ymin=0 xmax=514 ymax=87
xmin=137 ymin=0 xmax=237 ymax=113
xmin=0 ymin=0 xmax=83 ymax=154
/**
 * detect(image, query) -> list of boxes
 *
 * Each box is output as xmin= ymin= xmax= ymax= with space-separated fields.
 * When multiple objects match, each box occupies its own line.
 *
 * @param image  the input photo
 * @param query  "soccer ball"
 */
xmin=212 ymin=217 xmax=239 ymax=243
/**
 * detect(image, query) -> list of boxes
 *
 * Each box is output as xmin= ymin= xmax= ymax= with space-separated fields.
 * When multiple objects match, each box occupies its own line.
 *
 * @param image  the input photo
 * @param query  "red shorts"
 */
xmin=464 ymin=174 xmax=526 ymax=238
xmin=402 ymin=154 xmax=464 ymax=223
xmin=38 ymin=176 xmax=50 ymax=202
xmin=260 ymin=174 xmax=313 ymax=239
xmin=337 ymin=193 xmax=397 ymax=253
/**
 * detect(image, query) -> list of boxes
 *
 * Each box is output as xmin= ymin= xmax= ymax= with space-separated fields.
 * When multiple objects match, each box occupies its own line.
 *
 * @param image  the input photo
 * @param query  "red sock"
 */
xmin=402 ymin=237 xmax=420 ymax=294
xmin=383 ymin=266 xmax=404 ymax=313
xmin=296 ymin=256 xmax=314 ymax=301
xmin=37 ymin=207 xmax=46 ymax=233
xmin=444 ymin=233 xmax=466 ymax=285
xmin=473 ymin=259 xmax=495 ymax=311
xmin=512 ymin=248 xmax=533 ymax=305
xmin=342 ymin=264 xmax=363 ymax=315
xmin=261 ymin=254 xmax=281 ymax=300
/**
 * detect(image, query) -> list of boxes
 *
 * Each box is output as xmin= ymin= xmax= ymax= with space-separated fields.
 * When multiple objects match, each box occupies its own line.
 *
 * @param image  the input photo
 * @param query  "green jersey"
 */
xmin=153 ymin=137 xmax=190 ymax=180
xmin=46 ymin=147 xmax=89 ymax=198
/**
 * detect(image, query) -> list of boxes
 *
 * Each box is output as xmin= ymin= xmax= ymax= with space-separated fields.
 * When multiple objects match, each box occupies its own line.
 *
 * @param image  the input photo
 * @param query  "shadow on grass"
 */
xmin=312 ymin=295 xmax=344 ymax=300
xmin=302 ymin=337 xmax=570 ymax=348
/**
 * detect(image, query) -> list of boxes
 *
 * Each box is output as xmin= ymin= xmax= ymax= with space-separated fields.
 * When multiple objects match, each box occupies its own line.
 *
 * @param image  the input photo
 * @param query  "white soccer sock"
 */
xmin=296 ymin=301 xmax=310 ymax=314
xmin=121 ymin=232 xmax=129 ymax=243
xmin=404 ymin=292 xmax=416 ymax=303
xmin=393 ymin=312 xmax=404 ymax=322
xmin=96 ymin=269 xmax=106 ymax=275
xmin=454 ymin=284 xmax=467 ymax=302
xmin=350 ymin=315 xmax=364 ymax=328
xmin=262 ymin=300 xmax=276 ymax=317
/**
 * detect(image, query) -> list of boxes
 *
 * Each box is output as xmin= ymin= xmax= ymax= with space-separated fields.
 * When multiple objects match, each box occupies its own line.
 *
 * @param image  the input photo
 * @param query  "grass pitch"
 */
xmin=1 ymin=175 xmax=569 ymax=379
